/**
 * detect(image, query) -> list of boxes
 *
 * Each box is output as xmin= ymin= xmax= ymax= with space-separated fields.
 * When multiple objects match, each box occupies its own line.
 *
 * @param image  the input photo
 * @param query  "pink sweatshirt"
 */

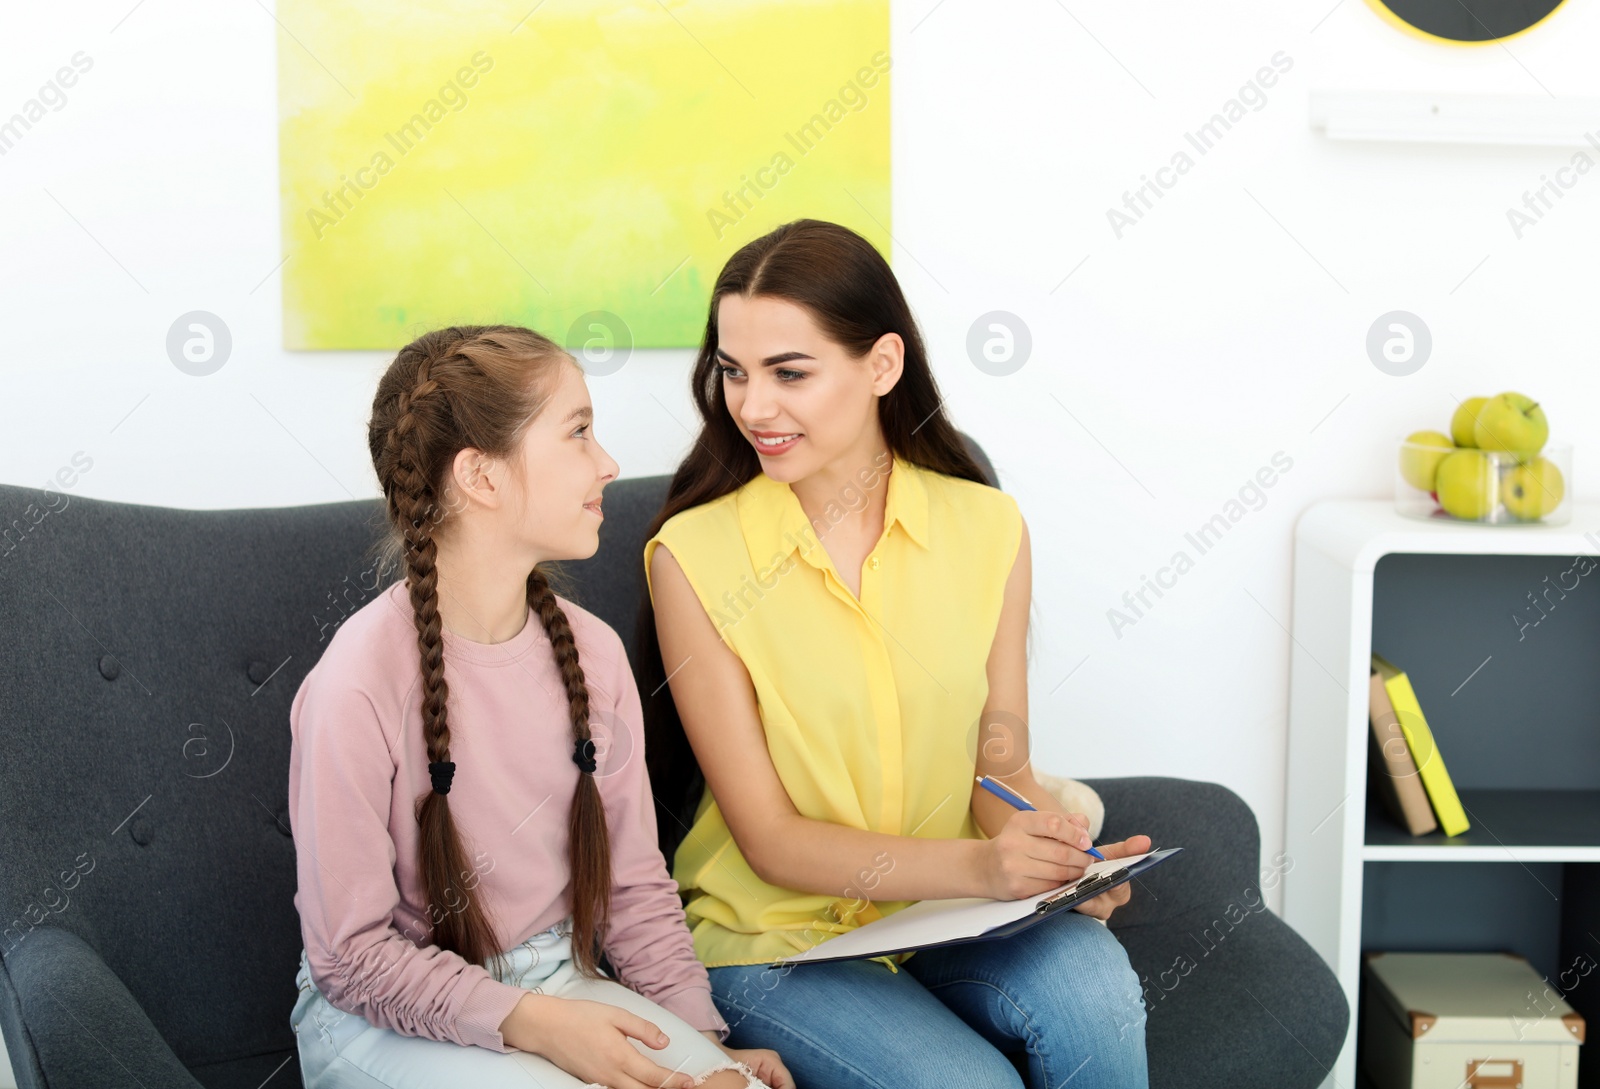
xmin=288 ymin=578 xmax=727 ymax=1053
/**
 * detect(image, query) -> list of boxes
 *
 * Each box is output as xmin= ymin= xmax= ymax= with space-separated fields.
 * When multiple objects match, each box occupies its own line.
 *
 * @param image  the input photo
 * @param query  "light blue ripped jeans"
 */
xmin=291 ymin=917 xmax=762 ymax=1089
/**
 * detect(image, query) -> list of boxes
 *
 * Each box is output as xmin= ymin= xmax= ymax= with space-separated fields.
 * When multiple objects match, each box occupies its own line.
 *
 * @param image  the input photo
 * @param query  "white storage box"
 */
xmin=1362 ymin=952 xmax=1585 ymax=1089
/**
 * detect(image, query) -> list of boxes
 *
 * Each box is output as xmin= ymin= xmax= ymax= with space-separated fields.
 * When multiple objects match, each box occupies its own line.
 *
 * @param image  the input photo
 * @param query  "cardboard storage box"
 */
xmin=1362 ymin=952 xmax=1584 ymax=1089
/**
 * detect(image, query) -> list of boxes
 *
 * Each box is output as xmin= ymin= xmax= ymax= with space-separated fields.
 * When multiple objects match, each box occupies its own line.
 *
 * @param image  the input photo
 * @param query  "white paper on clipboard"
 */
xmin=775 ymin=851 xmax=1159 ymax=965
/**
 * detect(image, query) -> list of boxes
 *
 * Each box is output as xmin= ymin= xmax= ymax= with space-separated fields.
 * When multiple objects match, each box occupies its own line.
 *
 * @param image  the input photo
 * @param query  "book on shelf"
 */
xmin=1371 ymin=653 xmax=1470 ymax=837
xmin=1367 ymin=668 xmax=1438 ymax=835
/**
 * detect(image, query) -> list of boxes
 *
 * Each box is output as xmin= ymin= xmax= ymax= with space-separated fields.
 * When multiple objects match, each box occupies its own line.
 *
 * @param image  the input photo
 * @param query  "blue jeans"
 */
xmin=707 ymin=911 xmax=1148 ymax=1088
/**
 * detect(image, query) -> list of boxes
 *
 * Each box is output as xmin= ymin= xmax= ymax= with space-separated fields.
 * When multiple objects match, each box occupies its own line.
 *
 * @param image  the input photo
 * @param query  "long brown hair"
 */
xmin=637 ymin=219 xmax=992 ymax=860
xmin=367 ymin=324 xmax=611 ymax=975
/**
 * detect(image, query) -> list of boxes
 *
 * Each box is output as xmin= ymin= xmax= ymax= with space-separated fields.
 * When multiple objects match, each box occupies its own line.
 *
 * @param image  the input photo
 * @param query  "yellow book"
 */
xmin=1371 ymin=654 xmax=1470 ymax=837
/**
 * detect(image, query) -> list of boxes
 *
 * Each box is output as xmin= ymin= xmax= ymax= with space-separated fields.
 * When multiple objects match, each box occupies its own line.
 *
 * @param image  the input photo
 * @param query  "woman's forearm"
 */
xmin=750 ymin=813 xmax=992 ymax=902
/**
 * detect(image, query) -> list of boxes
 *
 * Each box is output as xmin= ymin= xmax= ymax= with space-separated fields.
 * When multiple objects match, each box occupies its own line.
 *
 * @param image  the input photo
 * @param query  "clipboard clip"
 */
xmin=1035 ymin=867 xmax=1129 ymax=915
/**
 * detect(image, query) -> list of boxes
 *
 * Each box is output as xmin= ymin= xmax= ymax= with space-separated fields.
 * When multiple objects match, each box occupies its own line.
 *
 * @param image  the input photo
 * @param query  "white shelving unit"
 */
xmin=1284 ymin=499 xmax=1600 ymax=1089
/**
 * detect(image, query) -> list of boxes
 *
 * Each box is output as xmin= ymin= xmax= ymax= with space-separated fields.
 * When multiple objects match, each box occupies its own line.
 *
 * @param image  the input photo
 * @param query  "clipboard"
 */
xmin=774 ymin=847 xmax=1183 ymax=966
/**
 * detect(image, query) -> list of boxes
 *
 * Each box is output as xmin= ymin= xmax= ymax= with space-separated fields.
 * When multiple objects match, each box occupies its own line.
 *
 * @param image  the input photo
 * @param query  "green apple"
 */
xmin=1435 ymin=449 xmax=1498 ymax=520
xmin=1450 ymin=396 xmax=1488 ymax=448
xmin=1501 ymin=456 xmax=1565 ymax=520
xmin=1399 ymin=430 xmax=1455 ymax=492
xmin=1473 ymin=392 xmax=1548 ymax=459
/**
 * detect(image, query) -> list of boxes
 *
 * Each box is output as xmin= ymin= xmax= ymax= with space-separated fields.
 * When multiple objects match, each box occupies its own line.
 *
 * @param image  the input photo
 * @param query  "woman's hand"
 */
xmin=701 ymin=1030 xmax=792 ymax=1088
xmin=1071 ymin=833 xmax=1152 ymax=922
xmin=980 ymin=809 xmax=1100 ymax=900
xmin=499 ymin=993 xmax=697 ymax=1089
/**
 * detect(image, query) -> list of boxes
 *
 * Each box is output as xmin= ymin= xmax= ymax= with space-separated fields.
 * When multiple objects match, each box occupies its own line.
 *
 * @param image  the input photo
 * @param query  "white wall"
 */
xmin=5 ymin=1 xmax=1600 ymax=1082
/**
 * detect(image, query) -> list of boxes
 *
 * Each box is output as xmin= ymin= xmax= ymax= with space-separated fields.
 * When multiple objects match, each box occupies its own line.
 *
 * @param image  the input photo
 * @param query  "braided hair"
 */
xmin=367 ymin=325 xmax=612 ymax=974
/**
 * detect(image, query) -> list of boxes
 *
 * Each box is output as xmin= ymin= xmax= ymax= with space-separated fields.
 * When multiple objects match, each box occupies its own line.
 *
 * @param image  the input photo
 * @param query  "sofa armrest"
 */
xmin=1079 ymin=776 xmax=1268 ymax=930
xmin=0 ymin=927 xmax=203 ymax=1089
xmin=1080 ymin=777 xmax=1349 ymax=1088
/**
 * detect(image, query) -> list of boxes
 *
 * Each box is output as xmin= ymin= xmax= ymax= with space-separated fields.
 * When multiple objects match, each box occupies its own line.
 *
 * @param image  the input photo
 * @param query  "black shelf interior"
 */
xmin=1358 ymin=552 xmax=1600 ymax=1087
xmin=1368 ymin=552 xmax=1600 ymax=792
xmin=1364 ymin=788 xmax=1600 ymax=850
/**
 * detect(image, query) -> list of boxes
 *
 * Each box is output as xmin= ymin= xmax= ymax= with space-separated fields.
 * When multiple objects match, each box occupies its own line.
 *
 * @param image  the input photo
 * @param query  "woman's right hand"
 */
xmin=499 ymin=993 xmax=697 ymax=1089
xmin=980 ymin=809 xmax=1097 ymax=900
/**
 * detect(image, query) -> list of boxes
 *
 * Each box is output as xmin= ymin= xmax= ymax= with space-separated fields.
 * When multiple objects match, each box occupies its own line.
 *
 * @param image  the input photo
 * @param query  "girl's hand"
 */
xmin=1071 ymin=834 xmax=1152 ymax=922
xmin=701 ymin=1030 xmax=792 ymax=1088
xmin=980 ymin=810 xmax=1098 ymax=899
xmin=500 ymin=993 xmax=696 ymax=1089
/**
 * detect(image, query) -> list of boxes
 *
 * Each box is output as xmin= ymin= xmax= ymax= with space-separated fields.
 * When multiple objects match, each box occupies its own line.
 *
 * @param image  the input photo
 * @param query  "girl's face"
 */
xmin=508 ymin=361 xmax=618 ymax=562
xmin=714 ymin=293 xmax=901 ymax=483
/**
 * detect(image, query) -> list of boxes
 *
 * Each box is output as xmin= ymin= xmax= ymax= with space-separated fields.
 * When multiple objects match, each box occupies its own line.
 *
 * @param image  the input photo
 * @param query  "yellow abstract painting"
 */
xmin=276 ymin=0 xmax=891 ymax=350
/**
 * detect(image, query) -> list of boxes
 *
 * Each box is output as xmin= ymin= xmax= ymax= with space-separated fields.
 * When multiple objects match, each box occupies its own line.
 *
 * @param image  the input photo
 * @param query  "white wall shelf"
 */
xmin=1283 ymin=499 xmax=1600 ymax=1089
xmin=1310 ymin=90 xmax=1600 ymax=147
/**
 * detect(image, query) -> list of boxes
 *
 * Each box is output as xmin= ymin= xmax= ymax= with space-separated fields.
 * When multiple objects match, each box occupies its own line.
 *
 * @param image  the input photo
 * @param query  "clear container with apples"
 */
xmin=1394 ymin=391 xmax=1572 ymax=526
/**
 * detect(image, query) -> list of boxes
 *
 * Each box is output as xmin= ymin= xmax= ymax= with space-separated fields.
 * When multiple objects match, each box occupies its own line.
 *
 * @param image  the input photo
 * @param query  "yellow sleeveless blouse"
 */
xmin=642 ymin=455 xmax=1023 ymax=969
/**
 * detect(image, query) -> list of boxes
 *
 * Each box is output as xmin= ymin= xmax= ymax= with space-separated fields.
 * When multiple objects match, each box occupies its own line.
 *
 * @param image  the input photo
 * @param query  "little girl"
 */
xmin=287 ymin=325 xmax=789 ymax=1089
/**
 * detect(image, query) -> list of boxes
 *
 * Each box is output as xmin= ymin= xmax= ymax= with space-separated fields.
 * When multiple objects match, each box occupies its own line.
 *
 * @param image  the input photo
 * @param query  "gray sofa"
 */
xmin=0 ymin=437 xmax=1347 ymax=1088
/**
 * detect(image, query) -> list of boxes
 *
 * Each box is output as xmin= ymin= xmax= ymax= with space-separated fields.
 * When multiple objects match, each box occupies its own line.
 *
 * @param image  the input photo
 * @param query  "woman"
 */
xmin=287 ymin=326 xmax=789 ymax=1089
xmin=639 ymin=222 xmax=1152 ymax=1087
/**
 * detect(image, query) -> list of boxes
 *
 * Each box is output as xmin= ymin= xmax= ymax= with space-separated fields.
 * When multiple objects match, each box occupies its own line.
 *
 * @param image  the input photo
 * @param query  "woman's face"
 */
xmin=507 ymin=361 xmax=619 ymax=562
xmin=714 ymin=293 xmax=900 ymax=483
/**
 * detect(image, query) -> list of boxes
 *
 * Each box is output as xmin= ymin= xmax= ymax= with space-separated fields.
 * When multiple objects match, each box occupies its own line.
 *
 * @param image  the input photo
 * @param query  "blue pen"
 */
xmin=976 ymin=775 xmax=1107 ymax=860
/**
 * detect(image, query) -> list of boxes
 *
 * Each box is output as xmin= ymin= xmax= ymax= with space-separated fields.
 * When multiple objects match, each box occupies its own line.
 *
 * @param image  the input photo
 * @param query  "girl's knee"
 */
xmin=695 ymin=1067 xmax=761 ymax=1088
